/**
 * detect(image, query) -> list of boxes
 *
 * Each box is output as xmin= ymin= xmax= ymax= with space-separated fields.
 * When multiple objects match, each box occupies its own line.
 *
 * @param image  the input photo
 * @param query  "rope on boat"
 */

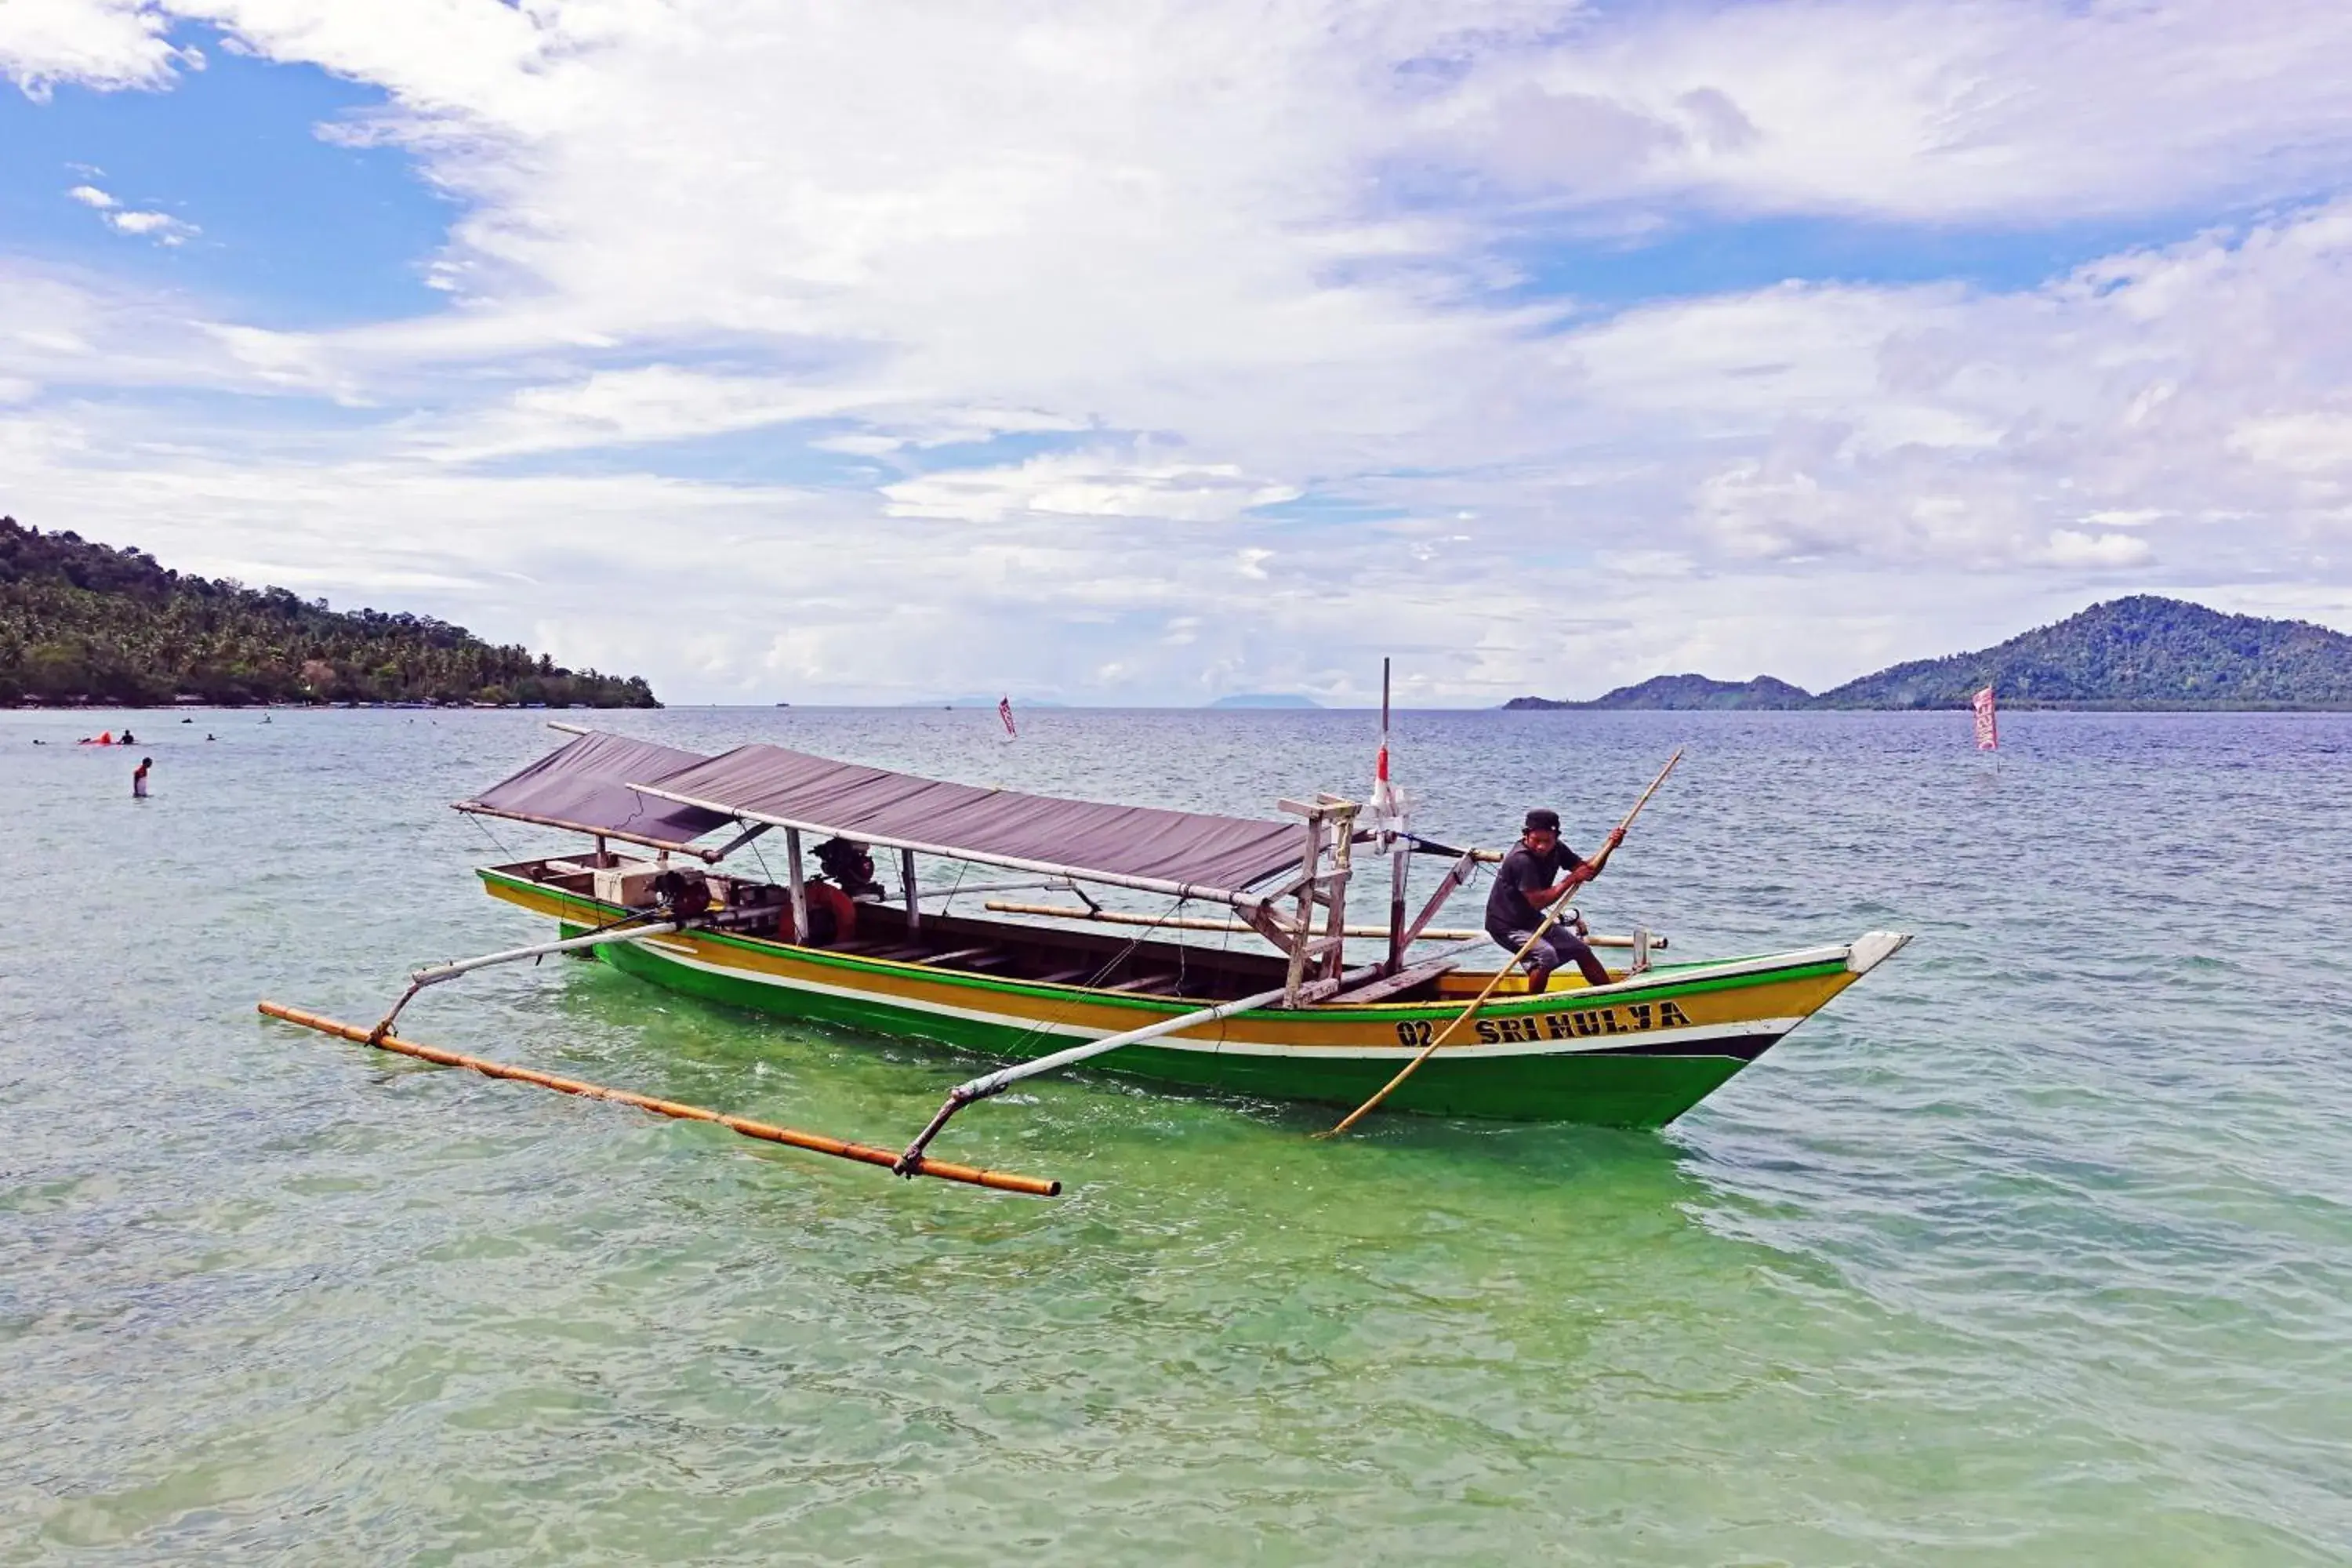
xmin=982 ymin=893 xmax=1196 ymax=1066
xmin=256 ymin=1001 xmax=1061 ymax=1197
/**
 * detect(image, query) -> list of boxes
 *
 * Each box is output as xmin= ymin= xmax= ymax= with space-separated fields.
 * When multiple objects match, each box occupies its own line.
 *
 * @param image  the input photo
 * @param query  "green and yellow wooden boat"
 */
xmin=445 ymin=725 xmax=1908 ymax=1132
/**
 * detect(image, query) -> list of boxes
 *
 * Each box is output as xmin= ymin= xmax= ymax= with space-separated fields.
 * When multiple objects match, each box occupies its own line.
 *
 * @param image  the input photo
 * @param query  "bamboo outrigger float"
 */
xmin=262 ymin=688 xmax=1909 ymax=1191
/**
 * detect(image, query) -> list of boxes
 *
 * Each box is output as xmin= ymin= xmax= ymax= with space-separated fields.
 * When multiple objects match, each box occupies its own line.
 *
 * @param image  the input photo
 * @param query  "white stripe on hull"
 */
xmin=617 ymin=933 xmax=1809 ymax=1062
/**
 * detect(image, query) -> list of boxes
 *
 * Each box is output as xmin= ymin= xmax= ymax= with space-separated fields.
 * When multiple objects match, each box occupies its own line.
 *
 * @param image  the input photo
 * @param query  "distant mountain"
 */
xmin=0 ymin=516 xmax=659 ymax=707
xmin=1504 ymin=673 xmax=1813 ymax=711
xmin=1207 ymin=692 xmax=1323 ymax=709
xmin=1815 ymin=596 xmax=2352 ymax=710
xmin=1503 ymin=596 xmax=2352 ymax=712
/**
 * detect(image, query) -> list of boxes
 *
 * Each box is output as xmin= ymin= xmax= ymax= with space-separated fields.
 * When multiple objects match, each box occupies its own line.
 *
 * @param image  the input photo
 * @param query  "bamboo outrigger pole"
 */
xmin=1320 ymin=749 xmax=1684 ymax=1138
xmin=257 ymin=1002 xmax=1061 ymax=1197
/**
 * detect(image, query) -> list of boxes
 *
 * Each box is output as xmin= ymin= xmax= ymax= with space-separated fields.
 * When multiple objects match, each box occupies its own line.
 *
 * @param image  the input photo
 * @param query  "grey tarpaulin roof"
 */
xmin=639 ymin=743 xmax=1308 ymax=895
xmin=456 ymin=731 xmax=734 ymax=851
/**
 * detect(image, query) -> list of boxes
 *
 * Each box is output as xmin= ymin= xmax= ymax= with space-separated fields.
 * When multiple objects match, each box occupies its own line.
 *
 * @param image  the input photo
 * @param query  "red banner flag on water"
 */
xmin=1973 ymin=686 xmax=1998 ymax=750
xmin=998 ymin=696 xmax=1017 ymax=738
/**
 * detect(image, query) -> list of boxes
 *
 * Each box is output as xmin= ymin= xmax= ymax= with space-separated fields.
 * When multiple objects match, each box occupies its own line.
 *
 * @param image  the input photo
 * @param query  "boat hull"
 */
xmin=482 ymin=868 xmax=1895 ymax=1127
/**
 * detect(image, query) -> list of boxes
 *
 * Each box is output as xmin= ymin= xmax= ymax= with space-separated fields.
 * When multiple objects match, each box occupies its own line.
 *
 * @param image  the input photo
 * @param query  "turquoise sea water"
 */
xmin=3 ymin=706 xmax=2347 ymax=1564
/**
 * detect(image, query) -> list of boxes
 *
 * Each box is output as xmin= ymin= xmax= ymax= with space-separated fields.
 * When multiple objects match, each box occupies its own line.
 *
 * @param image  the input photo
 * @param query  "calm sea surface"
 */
xmin=2 ymin=706 xmax=2347 ymax=1564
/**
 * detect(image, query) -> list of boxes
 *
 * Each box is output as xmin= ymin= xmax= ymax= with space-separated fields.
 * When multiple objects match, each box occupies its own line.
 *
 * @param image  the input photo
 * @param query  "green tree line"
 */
xmin=1 ymin=517 xmax=659 ymax=708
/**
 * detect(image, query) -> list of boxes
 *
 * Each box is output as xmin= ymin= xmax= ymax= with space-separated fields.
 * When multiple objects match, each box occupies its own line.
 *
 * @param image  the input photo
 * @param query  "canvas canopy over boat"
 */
xmin=262 ymin=705 xmax=1909 ymax=1194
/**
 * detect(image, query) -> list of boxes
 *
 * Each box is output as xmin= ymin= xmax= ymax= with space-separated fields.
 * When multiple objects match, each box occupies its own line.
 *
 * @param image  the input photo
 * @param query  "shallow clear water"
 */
xmin=3 ymin=706 xmax=2347 ymax=1564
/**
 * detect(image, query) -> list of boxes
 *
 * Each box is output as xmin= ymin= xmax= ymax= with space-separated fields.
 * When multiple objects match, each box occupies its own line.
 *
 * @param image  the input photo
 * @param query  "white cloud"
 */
xmin=61 ymin=179 xmax=197 ymax=243
xmin=882 ymin=452 xmax=1300 ymax=524
xmin=103 ymin=208 xmax=197 ymax=243
xmin=2042 ymin=529 xmax=2154 ymax=569
xmin=1424 ymin=0 xmax=2352 ymax=224
xmin=0 ymin=0 xmax=187 ymax=96
xmin=2227 ymin=412 xmax=2352 ymax=474
xmin=4 ymin=0 xmax=2352 ymax=702
xmin=417 ymin=368 xmax=891 ymax=463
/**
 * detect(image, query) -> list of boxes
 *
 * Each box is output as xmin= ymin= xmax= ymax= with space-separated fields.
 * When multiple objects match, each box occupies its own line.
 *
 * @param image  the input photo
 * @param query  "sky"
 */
xmin=4 ymin=0 xmax=2352 ymax=706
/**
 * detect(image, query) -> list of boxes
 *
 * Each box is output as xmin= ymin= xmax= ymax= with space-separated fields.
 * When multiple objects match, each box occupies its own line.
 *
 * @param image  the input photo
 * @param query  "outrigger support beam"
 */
xmin=364 ymin=905 xmax=775 ymax=1045
xmin=365 ymin=916 xmax=684 ymax=1044
xmin=891 ymin=967 xmax=1379 ymax=1176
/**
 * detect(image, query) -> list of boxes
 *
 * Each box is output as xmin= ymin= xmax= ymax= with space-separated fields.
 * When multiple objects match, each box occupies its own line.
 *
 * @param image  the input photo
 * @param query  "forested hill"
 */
xmin=1504 ymin=674 xmax=1813 ymax=711
xmin=0 ymin=517 xmax=659 ymax=707
xmin=1813 ymin=597 xmax=2352 ymax=709
xmin=1503 ymin=597 xmax=2352 ymax=711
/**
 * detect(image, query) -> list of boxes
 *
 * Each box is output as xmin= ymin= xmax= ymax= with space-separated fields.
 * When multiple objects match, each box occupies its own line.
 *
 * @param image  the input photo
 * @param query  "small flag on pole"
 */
xmin=998 ymin=695 xmax=1017 ymax=738
xmin=1973 ymin=685 xmax=1998 ymax=751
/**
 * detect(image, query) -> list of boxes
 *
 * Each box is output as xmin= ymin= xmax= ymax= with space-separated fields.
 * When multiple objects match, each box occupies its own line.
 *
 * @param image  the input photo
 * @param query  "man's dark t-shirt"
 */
xmin=1484 ymin=842 xmax=1584 ymax=941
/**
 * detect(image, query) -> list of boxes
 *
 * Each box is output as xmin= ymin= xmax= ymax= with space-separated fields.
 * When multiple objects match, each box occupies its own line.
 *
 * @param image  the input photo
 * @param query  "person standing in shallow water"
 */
xmin=1483 ymin=808 xmax=1624 ymax=993
xmin=132 ymin=757 xmax=152 ymax=799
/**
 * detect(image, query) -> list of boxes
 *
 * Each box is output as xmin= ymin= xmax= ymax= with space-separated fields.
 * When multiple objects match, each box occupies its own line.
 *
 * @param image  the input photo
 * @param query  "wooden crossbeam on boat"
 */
xmin=1325 ymin=956 xmax=1461 ymax=1005
xmin=1105 ymin=972 xmax=1181 ymax=994
xmin=980 ymin=899 xmax=1664 ymax=949
xmin=985 ymin=898 xmax=1475 ymax=942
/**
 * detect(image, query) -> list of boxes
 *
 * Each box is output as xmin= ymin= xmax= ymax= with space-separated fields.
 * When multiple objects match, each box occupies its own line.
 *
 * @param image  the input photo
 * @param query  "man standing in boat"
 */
xmin=1485 ymin=808 xmax=1623 ymax=992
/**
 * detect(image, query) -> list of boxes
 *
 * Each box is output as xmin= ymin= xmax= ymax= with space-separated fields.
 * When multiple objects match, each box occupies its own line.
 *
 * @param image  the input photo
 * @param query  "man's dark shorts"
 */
xmin=1495 ymin=927 xmax=1610 ymax=987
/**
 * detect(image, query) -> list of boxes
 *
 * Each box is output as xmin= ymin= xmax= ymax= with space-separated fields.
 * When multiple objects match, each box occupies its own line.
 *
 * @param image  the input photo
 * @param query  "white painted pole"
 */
xmin=408 ymin=921 xmax=683 ymax=985
xmin=785 ymin=826 xmax=809 ymax=944
xmin=894 ymin=966 xmax=1376 ymax=1172
xmin=371 ymin=917 xmax=684 ymax=1043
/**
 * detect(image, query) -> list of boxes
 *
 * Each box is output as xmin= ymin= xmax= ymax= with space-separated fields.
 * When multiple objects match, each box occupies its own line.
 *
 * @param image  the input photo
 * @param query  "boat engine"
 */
xmin=652 ymin=868 xmax=713 ymax=922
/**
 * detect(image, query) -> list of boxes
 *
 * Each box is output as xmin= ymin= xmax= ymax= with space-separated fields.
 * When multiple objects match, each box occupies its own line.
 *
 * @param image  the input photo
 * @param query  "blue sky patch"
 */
xmin=0 ymin=26 xmax=453 ymax=328
xmin=1498 ymin=209 xmax=2234 ymax=310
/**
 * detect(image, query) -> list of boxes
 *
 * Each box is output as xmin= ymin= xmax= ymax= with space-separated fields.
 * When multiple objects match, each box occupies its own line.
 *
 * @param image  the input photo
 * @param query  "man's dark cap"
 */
xmin=1523 ymin=808 xmax=1560 ymax=833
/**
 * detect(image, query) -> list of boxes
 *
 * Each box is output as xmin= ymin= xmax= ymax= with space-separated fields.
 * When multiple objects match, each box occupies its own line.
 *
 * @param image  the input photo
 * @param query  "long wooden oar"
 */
xmin=258 ymin=1001 xmax=1060 ymax=1196
xmin=1319 ymin=749 xmax=1683 ymax=1138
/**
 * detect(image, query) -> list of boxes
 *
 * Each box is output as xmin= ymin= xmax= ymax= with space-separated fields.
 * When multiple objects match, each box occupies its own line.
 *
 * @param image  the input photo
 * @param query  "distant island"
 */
xmin=1 ymin=517 xmax=659 ymax=708
xmin=1504 ymin=597 xmax=2352 ymax=712
xmin=1520 ymin=673 xmax=1817 ymax=712
xmin=931 ymin=696 xmax=1069 ymax=710
xmin=1207 ymin=692 xmax=1323 ymax=709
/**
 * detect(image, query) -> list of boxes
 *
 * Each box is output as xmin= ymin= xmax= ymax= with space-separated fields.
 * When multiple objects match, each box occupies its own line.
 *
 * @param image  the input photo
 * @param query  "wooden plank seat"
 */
xmin=1327 ymin=957 xmax=1461 ymax=1005
xmin=919 ymin=945 xmax=998 ymax=967
xmin=1029 ymin=964 xmax=1097 ymax=985
xmin=1105 ymin=972 xmax=1179 ymax=995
